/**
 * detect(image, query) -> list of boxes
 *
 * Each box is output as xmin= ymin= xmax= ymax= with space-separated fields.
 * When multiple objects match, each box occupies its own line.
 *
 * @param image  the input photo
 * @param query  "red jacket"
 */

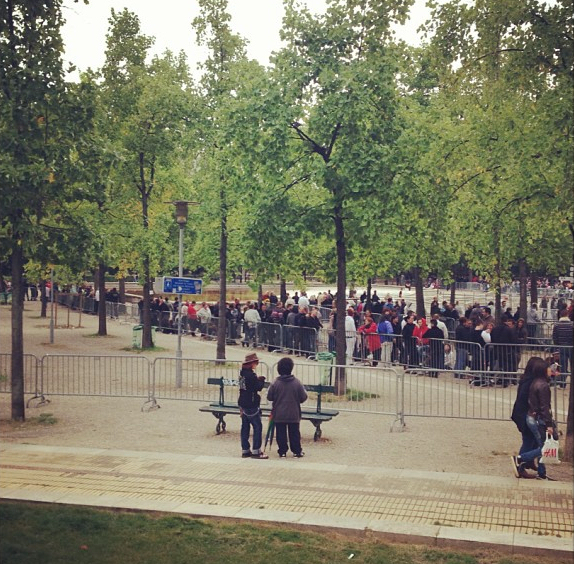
xmin=413 ymin=319 xmax=429 ymax=345
xmin=359 ymin=321 xmax=381 ymax=351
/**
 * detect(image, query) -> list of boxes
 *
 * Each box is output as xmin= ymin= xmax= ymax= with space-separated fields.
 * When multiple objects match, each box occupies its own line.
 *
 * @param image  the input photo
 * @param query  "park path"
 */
xmin=1 ymin=442 xmax=572 ymax=559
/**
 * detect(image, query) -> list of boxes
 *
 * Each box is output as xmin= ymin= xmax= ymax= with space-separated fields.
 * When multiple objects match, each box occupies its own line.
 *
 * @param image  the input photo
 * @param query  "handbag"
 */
xmin=540 ymin=432 xmax=560 ymax=465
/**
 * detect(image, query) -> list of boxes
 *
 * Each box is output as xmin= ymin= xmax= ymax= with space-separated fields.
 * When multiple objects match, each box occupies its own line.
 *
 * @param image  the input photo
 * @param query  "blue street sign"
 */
xmin=163 ymin=277 xmax=203 ymax=295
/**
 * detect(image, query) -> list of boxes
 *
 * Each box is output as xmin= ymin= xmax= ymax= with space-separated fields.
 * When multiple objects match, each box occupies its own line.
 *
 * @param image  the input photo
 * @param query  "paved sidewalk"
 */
xmin=0 ymin=443 xmax=572 ymax=558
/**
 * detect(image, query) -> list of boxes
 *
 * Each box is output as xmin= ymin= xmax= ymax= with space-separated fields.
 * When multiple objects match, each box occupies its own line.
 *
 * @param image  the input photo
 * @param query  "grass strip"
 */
xmin=0 ymin=501 xmax=567 ymax=564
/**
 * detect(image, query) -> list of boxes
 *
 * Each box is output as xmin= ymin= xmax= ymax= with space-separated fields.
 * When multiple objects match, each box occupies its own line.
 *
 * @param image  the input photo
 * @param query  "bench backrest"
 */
xmin=206 ymin=377 xmax=333 ymax=412
xmin=304 ymin=384 xmax=335 ymax=412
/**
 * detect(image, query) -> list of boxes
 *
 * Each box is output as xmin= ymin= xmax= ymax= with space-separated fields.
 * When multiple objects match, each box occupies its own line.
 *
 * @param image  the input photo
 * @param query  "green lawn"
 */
xmin=0 ymin=501 xmax=566 ymax=564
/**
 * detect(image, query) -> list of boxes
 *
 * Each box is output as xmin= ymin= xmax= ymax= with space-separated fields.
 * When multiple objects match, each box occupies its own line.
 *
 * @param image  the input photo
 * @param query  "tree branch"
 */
xmin=452 ymin=165 xmax=502 ymax=194
xmin=290 ymin=122 xmax=325 ymax=157
xmin=326 ymin=123 xmax=342 ymax=160
xmin=280 ymin=173 xmax=312 ymax=196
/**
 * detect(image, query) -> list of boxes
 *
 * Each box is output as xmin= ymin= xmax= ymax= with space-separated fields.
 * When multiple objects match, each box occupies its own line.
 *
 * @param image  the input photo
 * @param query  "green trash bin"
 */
xmin=132 ymin=324 xmax=143 ymax=348
xmin=317 ymin=352 xmax=335 ymax=386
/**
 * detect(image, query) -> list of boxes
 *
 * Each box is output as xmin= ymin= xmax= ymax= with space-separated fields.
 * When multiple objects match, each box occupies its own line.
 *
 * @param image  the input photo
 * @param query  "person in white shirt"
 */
xmin=432 ymin=314 xmax=449 ymax=340
xmin=197 ymin=302 xmax=212 ymax=338
xmin=345 ymin=308 xmax=357 ymax=363
xmin=243 ymin=304 xmax=261 ymax=347
xmin=298 ymin=292 xmax=310 ymax=311
xmin=179 ymin=302 xmax=189 ymax=332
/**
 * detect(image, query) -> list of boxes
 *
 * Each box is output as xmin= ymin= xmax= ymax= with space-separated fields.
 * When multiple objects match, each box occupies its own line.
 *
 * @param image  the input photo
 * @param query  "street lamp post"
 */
xmin=170 ymin=201 xmax=197 ymax=388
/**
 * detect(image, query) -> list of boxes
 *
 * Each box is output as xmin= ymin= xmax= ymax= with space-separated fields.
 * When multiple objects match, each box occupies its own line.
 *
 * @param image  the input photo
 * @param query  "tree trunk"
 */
xmin=529 ymin=272 xmax=538 ymax=305
xmin=564 ymin=223 xmax=574 ymax=463
xmin=11 ymin=240 xmax=25 ymax=421
xmin=141 ymin=184 xmax=153 ymax=348
xmin=494 ymin=280 xmax=502 ymax=324
xmin=40 ymin=280 xmax=47 ymax=318
xmin=119 ymin=278 xmax=126 ymax=303
xmin=365 ymin=277 xmax=372 ymax=313
xmin=97 ymin=262 xmax=107 ymax=336
xmin=334 ymin=208 xmax=347 ymax=395
xmin=449 ymin=268 xmax=456 ymax=305
xmin=280 ymin=278 xmax=287 ymax=304
xmin=493 ymin=225 xmax=502 ymax=322
xmin=142 ymin=266 xmax=153 ymax=348
xmin=518 ymin=258 xmax=527 ymax=321
xmin=414 ymin=267 xmax=425 ymax=318
xmin=216 ymin=190 xmax=227 ymax=362
xmin=258 ymin=284 xmax=263 ymax=306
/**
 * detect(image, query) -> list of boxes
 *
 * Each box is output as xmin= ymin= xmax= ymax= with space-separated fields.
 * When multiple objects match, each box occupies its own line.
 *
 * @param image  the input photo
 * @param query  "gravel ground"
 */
xmin=0 ymin=299 xmax=571 ymax=481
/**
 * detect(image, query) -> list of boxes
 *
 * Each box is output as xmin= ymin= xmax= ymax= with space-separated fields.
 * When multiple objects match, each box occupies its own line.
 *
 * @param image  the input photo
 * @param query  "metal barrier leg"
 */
xmin=26 ymin=355 xmax=50 ymax=408
xmin=390 ymin=411 xmax=406 ymax=432
xmin=141 ymin=359 xmax=160 ymax=412
xmin=390 ymin=369 xmax=406 ymax=432
xmin=141 ymin=396 xmax=160 ymax=412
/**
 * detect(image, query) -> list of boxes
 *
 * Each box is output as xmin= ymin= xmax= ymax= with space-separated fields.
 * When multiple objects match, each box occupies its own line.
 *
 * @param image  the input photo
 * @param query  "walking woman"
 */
xmin=510 ymin=357 xmax=556 ymax=480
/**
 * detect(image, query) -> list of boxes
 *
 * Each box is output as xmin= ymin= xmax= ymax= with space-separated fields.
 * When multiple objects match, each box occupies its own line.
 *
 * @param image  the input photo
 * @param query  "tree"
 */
xmin=192 ymin=0 xmax=250 ymax=361
xmin=425 ymin=0 xmax=573 ymax=459
xmin=100 ymin=9 xmax=197 ymax=348
xmin=273 ymin=0 xmax=411 ymax=389
xmin=0 ymin=0 xmax=95 ymax=420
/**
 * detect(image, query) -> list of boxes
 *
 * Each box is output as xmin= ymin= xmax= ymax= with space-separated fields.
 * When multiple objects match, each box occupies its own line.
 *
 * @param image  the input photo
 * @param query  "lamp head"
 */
xmin=174 ymin=201 xmax=189 ymax=225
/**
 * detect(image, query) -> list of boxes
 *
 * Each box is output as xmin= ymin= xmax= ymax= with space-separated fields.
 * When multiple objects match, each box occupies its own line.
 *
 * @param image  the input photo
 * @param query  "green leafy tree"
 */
xmin=101 ymin=9 xmax=197 ymax=348
xmin=191 ymin=0 xmax=251 ymax=361
xmin=273 ymin=0 xmax=411 ymax=388
xmin=0 ymin=0 xmax=95 ymax=420
xmin=425 ymin=0 xmax=573 ymax=459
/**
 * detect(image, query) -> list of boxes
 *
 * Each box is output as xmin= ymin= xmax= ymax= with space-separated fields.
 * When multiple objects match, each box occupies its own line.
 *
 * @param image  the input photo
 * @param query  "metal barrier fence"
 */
xmin=148 ymin=358 xmax=271 ymax=408
xmin=40 ymin=354 xmax=150 ymax=399
xmin=0 ymin=353 xmax=568 ymax=425
xmin=0 ymin=353 xmax=40 ymax=403
xmin=289 ymin=361 xmax=403 ymax=420
xmin=55 ymin=292 xmax=140 ymax=324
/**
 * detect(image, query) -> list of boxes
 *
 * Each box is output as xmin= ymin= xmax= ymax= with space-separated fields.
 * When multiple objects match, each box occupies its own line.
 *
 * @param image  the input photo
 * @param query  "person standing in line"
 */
xmin=423 ymin=318 xmax=444 ymax=378
xmin=187 ymin=301 xmax=198 ymax=335
xmin=526 ymin=303 xmax=541 ymax=343
xmin=552 ymin=309 xmax=573 ymax=388
xmin=345 ymin=307 xmax=357 ymax=363
xmin=377 ymin=313 xmax=394 ymax=364
xmin=266 ymin=357 xmax=308 ymax=458
xmin=358 ymin=312 xmax=381 ymax=366
xmin=238 ymin=353 xmax=268 ymax=459
xmin=510 ymin=356 xmax=556 ymax=480
xmin=402 ymin=314 xmax=419 ymax=370
xmin=196 ymin=301 xmax=212 ymax=338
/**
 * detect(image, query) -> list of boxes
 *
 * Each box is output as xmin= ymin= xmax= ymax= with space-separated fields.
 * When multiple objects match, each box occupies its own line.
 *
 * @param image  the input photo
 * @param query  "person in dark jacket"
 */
xmin=267 ymin=357 xmax=308 ymax=458
xmin=238 ymin=353 xmax=268 ymax=459
xmin=510 ymin=357 xmax=555 ymax=480
xmin=454 ymin=317 xmax=473 ymax=378
xmin=423 ymin=319 xmax=444 ymax=377
xmin=402 ymin=314 xmax=419 ymax=370
xmin=552 ymin=309 xmax=573 ymax=387
xmin=490 ymin=315 xmax=518 ymax=386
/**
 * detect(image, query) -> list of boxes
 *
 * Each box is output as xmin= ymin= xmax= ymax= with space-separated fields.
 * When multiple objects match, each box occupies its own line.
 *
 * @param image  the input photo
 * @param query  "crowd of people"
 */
xmin=132 ymin=288 xmax=572 ymax=389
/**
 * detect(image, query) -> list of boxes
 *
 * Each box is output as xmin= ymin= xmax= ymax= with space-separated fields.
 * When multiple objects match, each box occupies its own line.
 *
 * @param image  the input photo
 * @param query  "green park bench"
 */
xmin=199 ymin=377 xmax=339 ymax=441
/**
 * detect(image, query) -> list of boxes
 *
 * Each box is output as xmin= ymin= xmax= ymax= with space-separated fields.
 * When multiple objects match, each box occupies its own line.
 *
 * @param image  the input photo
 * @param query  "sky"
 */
xmin=61 ymin=0 xmax=432 ymax=78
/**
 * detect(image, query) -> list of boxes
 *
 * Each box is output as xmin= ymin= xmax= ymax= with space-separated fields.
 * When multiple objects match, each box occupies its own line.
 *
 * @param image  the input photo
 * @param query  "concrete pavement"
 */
xmin=0 ymin=442 xmax=572 ymax=558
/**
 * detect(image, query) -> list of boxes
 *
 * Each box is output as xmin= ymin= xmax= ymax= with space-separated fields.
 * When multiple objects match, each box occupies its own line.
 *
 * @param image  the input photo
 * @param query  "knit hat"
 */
xmin=242 ymin=353 xmax=259 ymax=367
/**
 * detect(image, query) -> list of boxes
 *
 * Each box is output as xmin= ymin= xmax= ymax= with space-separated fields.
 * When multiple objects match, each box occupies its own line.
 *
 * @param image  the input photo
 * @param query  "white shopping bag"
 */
xmin=540 ymin=433 xmax=560 ymax=465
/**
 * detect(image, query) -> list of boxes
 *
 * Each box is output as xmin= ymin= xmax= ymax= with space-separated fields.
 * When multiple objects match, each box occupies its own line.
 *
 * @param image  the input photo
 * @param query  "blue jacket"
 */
xmin=378 ymin=320 xmax=393 ymax=342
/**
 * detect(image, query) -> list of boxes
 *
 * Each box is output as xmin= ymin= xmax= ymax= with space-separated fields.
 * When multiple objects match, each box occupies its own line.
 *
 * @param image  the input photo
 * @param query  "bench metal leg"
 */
xmin=212 ymin=412 xmax=227 ymax=434
xmin=309 ymin=419 xmax=322 ymax=441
